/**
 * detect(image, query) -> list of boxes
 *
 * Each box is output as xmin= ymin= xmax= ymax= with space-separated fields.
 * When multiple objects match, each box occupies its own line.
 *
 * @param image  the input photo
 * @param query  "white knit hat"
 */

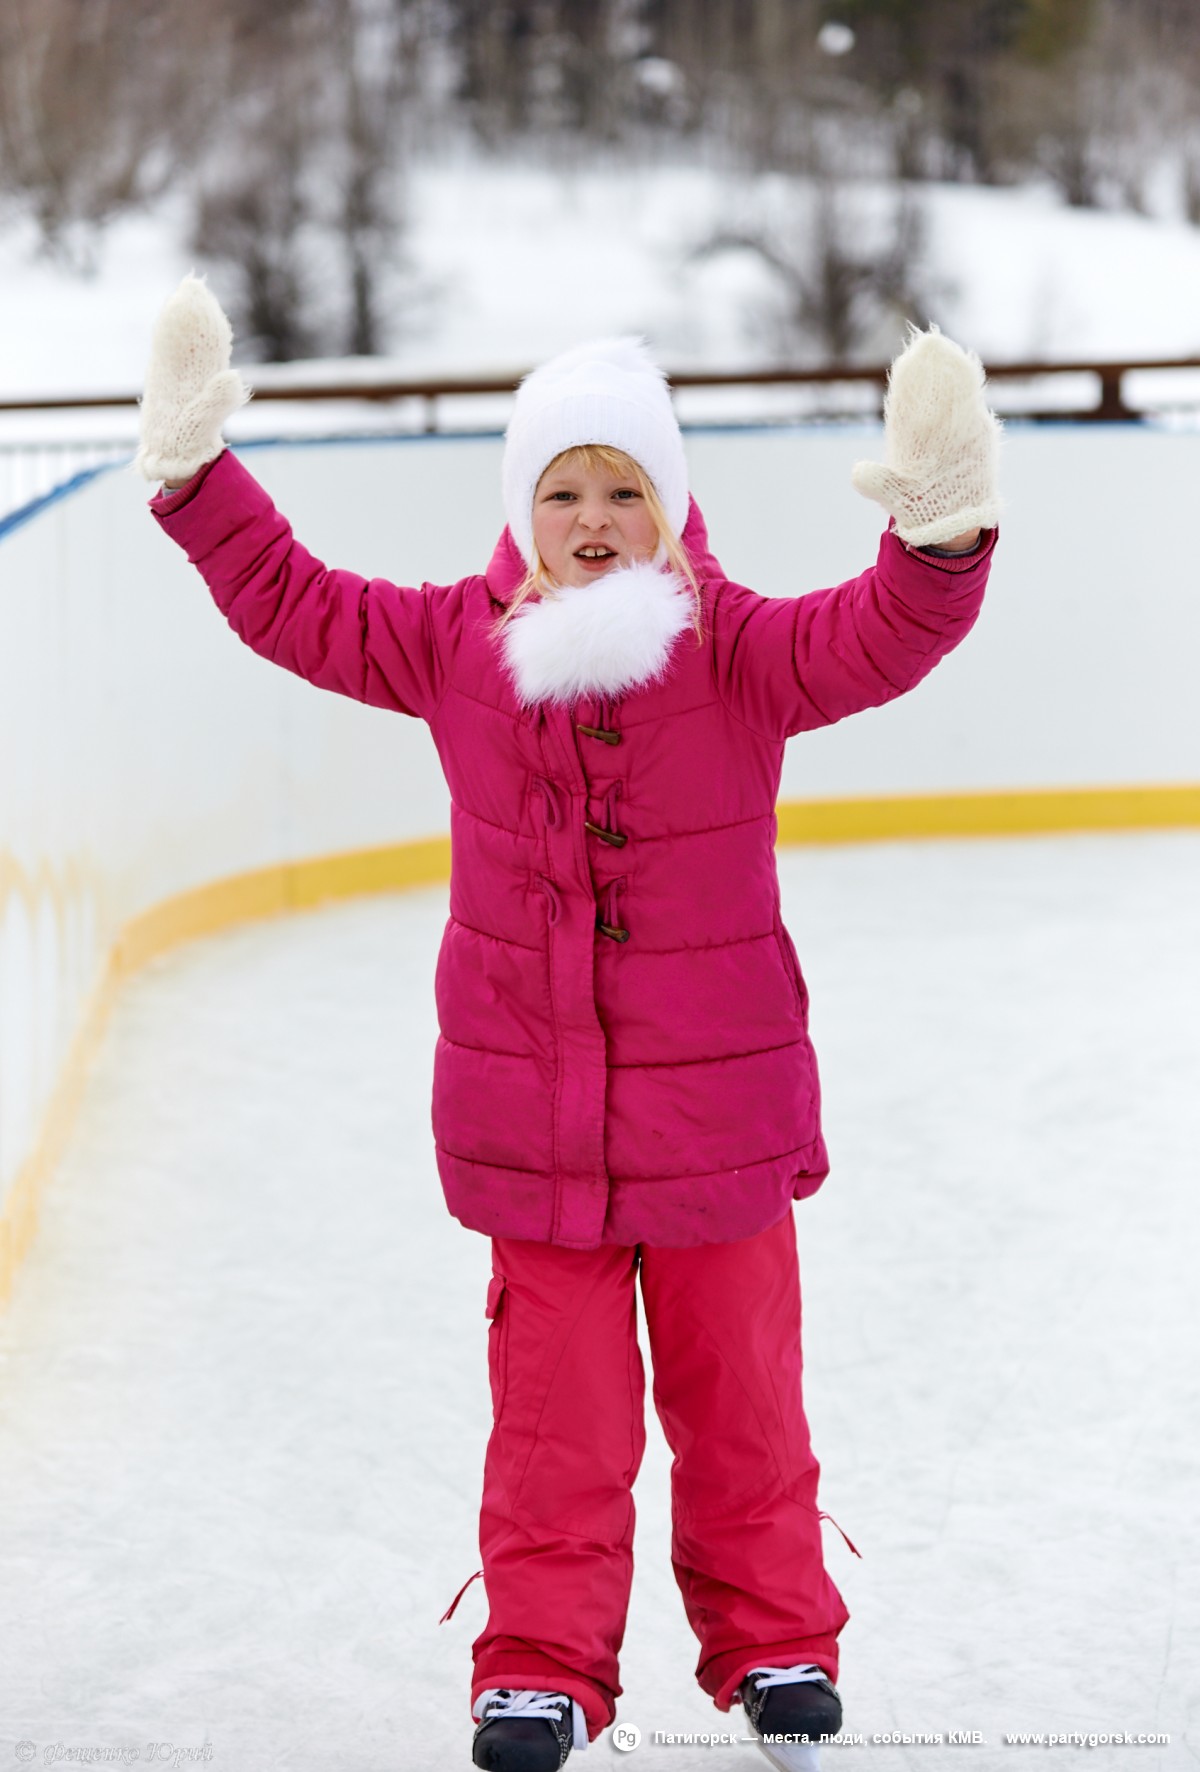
xmin=502 ymin=336 xmax=689 ymax=565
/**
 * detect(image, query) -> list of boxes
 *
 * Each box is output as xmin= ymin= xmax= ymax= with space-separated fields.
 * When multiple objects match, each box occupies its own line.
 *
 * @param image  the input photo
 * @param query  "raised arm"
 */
xmin=713 ymin=326 xmax=1001 ymax=739
xmin=138 ymin=277 xmax=446 ymax=722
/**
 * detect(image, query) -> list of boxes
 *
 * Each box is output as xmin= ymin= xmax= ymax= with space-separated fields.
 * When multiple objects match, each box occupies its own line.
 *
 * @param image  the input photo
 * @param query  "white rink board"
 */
xmin=1 ymin=424 xmax=1197 ymax=1210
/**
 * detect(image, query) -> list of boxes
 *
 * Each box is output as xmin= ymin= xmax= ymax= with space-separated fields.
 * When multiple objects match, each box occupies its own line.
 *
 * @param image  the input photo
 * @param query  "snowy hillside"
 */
xmin=5 ymin=164 xmax=1200 ymax=402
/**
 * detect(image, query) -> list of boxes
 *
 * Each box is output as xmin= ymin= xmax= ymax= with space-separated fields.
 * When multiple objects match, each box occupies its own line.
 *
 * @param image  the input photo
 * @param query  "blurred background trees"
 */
xmin=1 ymin=0 xmax=1197 ymax=360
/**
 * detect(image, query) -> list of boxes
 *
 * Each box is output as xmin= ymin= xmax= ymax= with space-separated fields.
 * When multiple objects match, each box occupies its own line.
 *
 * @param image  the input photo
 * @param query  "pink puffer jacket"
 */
xmin=153 ymin=450 xmax=994 ymax=1250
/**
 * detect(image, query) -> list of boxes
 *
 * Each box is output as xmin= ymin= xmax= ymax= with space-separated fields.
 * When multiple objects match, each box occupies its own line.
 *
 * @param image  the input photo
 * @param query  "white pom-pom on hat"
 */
xmin=502 ymin=335 xmax=689 ymax=565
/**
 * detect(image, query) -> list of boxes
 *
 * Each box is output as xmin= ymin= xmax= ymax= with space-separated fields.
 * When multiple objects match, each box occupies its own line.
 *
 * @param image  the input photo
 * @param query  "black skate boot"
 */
xmin=738 ymin=1662 xmax=843 ymax=1772
xmin=471 ymin=1687 xmax=589 ymax=1770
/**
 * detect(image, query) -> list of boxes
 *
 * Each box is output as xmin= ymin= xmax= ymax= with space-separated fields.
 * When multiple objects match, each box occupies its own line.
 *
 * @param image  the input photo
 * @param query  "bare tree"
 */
xmin=188 ymin=7 xmax=328 ymax=361
xmin=981 ymin=0 xmax=1180 ymax=208
xmin=193 ymin=146 xmax=320 ymax=363
xmin=6 ymin=0 xmax=1200 ymax=355
xmin=0 ymin=0 xmax=213 ymax=265
xmin=190 ymin=0 xmax=420 ymax=360
xmin=326 ymin=0 xmax=421 ymax=356
xmin=692 ymin=176 xmax=939 ymax=362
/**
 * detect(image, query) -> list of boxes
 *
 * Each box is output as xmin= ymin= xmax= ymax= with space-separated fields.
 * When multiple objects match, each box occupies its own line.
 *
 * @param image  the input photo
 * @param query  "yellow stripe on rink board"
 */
xmin=111 ymin=838 xmax=454 ymax=975
xmin=0 ymin=836 xmax=450 ymax=1309
xmin=775 ymin=784 xmax=1200 ymax=845
xmin=2 ymin=785 xmax=1198 ymax=1309
xmin=113 ymin=782 xmax=1200 ymax=993
xmin=0 ymin=961 xmax=124 ymax=1311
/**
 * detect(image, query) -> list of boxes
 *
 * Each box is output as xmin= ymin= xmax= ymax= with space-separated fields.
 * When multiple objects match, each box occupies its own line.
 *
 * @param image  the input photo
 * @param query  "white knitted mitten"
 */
xmin=851 ymin=326 xmax=1002 ymax=547
xmin=134 ymin=275 xmax=250 ymax=483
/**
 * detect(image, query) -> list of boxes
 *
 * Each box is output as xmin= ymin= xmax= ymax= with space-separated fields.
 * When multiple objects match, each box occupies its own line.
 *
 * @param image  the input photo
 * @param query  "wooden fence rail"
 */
xmin=3 ymin=355 xmax=1200 ymax=430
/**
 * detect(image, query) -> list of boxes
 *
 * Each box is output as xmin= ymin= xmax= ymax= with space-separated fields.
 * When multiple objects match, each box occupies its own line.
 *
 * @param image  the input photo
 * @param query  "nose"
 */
xmin=577 ymin=497 xmax=611 ymax=531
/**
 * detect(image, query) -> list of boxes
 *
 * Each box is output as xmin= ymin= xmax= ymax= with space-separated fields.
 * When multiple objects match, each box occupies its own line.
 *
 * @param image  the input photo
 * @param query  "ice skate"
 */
xmin=471 ymin=1687 xmax=589 ymax=1770
xmin=738 ymin=1662 xmax=843 ymax=1772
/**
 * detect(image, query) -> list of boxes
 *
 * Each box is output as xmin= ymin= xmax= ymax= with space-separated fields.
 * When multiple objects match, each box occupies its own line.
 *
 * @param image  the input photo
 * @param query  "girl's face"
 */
xmin=532 ymin=458 xmax=660 ymax=588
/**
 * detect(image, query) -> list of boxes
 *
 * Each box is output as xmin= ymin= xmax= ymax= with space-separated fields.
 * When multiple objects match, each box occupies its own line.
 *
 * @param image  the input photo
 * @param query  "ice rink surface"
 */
xmin=1 ymin=833 xmax=1197 ymax=1772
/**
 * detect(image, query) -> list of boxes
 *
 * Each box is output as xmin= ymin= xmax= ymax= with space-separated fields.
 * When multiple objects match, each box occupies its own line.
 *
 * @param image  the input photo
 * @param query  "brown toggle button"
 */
xmin=577 ymin=723 xmax=620 ymax=746
xmin=584 ymin=820 xmax=628 ymax=848
xmin=597 ymin=921 xmax=630 ymax=943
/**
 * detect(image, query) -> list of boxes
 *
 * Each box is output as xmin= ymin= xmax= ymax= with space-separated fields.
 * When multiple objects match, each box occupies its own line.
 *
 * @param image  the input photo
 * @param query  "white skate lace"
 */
xmin=747 ymin=1664 xmax=832 ymax=1693
xmin=473 ymin=1688 xmax=589 ymax=1751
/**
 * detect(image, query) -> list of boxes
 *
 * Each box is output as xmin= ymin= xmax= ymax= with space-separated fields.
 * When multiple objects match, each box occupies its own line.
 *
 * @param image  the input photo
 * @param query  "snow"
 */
xmin=4 ymin=166 xmax=1200 ymax=405
xmin=4 ymin=145 xmax=1200 ymax=1766
xmin=0 ymin=832 xmax=1196 ymax=1770
xmin=7 ymin=161 xmax=1200 ymax=520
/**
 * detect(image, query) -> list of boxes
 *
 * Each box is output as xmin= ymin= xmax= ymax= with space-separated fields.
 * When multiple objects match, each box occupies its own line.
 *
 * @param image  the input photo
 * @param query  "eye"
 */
xmin=613 ymin=488 xmax=640 ymax=501
xmin=544 ymin=490 xmax=575 ymax=502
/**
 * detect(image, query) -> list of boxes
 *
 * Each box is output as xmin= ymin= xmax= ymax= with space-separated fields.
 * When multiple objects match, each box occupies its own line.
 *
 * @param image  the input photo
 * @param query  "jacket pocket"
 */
xmin=484 ymin=1274 xmax=510 ymax=1418
xmin=773 ymin=920 xmax=810 ymax=1024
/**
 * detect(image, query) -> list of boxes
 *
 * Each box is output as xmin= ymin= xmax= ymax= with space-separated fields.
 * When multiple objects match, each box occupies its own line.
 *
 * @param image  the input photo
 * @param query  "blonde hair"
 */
xmin=496 ymin=443 xmax=702 ymax=640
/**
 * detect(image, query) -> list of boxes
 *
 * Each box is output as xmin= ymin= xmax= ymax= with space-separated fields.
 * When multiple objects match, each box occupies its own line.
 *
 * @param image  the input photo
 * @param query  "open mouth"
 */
xmin=575 ymin=546 xmax=618 ymax=571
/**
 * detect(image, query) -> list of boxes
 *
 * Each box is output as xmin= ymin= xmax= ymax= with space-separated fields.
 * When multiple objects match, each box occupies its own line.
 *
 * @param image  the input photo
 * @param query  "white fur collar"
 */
xmin=499 ymin=560 xmax=695 ymax=706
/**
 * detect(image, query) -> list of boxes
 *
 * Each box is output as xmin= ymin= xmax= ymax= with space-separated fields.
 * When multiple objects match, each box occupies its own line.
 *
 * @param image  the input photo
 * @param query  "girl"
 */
xmin=136 ymin=280 xmax=1000 ymax=1772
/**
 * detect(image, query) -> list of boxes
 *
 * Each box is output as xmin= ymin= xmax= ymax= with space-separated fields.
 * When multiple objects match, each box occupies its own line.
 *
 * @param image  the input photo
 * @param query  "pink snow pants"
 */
xmin=468 ymin=1210 xmax=849 ymax=1743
